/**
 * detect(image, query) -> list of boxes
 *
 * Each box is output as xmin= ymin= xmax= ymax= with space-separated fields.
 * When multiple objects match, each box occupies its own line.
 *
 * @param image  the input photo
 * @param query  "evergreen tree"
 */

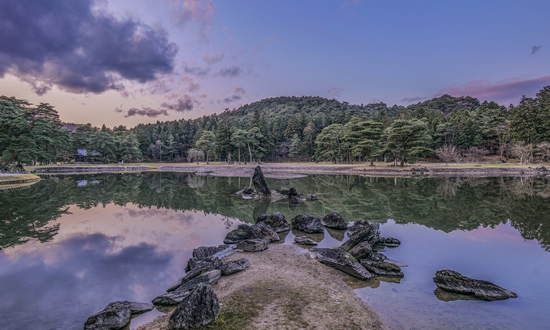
xmin=343 ymin=119 xmax=383 ymax=165
xmin=315 ymin=124 xmax=344 ymax=163
xmin=385 ymin=119 xmax=433 ymax=166
xmin=195 ymin=131 xmax=216 ymax=164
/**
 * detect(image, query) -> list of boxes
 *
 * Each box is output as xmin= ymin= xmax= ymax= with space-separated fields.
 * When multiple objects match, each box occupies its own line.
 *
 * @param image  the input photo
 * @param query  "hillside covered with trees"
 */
xmin=2 ymin=87 xmax=550 ymax=168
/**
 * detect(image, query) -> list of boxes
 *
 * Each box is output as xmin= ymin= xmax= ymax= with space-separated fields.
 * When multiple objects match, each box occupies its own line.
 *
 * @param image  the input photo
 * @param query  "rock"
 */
xmin=288 ymin=187 xmax=299 ymax=196
xmin=289 ymin=195 xmax=305 ymax=204
xmin=237 ymin=239 xmax=269 ymax=252
xmin=168 ymin=269 xmax=222 ymax=292
xmin=322 ymin=212 xmax=347 ymax=230
xmin=168 ymin=284 xmax=220 ymax=329
xmin=347 ymin=219 xmax=371 ymax=236
xmin=252 ymin=166 xmax=271 ymax=196
xmin=360 ymin=259 xmax=403 ymax=277
xmin=310 ymin=248 xmax=372 ymax=280
xmin=238 ymin=224 xmax=251 ymax=230
xmin=306 ymin=194 xmax=319 ymax=201
xmin=325 ymin=227 xmax=345 ymax=241
xmin=247 ymin=222 xmax=280 ymax=242
xmin=348 ymin=241 xmax=373 ymax=260
xmin=384 ymin=237 xmax=401 ymax=247
xmin=277 ymin=187 xmax=290 ymax=195
xmin=192 ymin=246 xmax=224 ymax=259
xmin=185 ymin=255 xmax=224 ymax=272
xmin=368 ymin=252 xmax=387 ymax=262
xmin=433 ymin=270 xmax=518 ymax=301
xmin=243 ymin=188 xmax=255 ymax=194
xmin=220 ymin=258 xmax=251 ymax=275
xmin=384 ymin=258 xmax=408 ymax=267
xmin=256 ymin=212 xmax=290 ymax=233
xmin=294 ymin=236 xmax=318 ymax=245
xmin=153 ymin=288 xmax=193 ymax=307
xmin=84 ymin=301 xmax=153 ymax=330
xmin=341 ymin=223 xmax=380 ymax=251
xmin=292 ymin=214 xmax=324 ymax=233
xmin=372 ymin=237 xmax=386 ymax=251
xmin=224 ymin=228 xmax=249 ymax=244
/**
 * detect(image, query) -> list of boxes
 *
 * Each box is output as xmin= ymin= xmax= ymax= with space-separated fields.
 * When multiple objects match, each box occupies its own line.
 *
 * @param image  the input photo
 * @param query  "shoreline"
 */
xmin=137 ymin=244 xmax=385 ymax=330
xmin=0 ymin=174 xmax=41 ymax=188
xmin=28 ymin=163 xmax=550 ymax=178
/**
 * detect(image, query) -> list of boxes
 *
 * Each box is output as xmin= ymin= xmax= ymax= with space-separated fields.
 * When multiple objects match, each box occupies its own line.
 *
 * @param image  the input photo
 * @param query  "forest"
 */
xmin=1 ymin=86 xmax=550 ymax=168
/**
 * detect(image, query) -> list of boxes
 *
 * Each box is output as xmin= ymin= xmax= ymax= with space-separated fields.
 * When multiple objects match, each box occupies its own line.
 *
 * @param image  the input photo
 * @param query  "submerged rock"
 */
xmin=252 ymin=166 xmax=271 ymax=196
xmin=433 ymin=270 xmax=518 ymax=301
xmin=84 ymin=301 xmax=153 ymax=330
xmin=384 ymin=237 xmax=401 ymax=247
xmin=220 ymin=258 xmax=251 ymax=275
xmin=289 ymin=195 xmax=305 ymax=204
xmin=292 ymin=214 xmax=324 ymax=233
xmin=256 ymin=212 xmax=290 ymax=233
xmin=310 ymin=248 xmax=372 ymax=280
xmin=360 ymin=259 xmax=403 ymax=277
xmin=322 ymin=212 xmax=347 ymax=230
xmin=294 ymin=236 xmax=318 ymax=245
xmin=247 ymin=222 xmax=280 ymax=242
xmin=168 ymin=284 xmax=220 ymax=329
xmin=237 ymin=239 xmax=269 ymax=252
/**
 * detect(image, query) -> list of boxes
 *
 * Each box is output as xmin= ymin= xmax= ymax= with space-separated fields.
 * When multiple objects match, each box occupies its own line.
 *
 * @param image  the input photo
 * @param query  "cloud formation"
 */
xmin=160 ymin=95 xmax=194 ymax=112
xmin=215 ymin=66 xmax=242 ymax=78
xmin=169 ymin=0 xmax=216 ymax=39
xmin=531 ymin=45 xmax=542 ymax=55
xmin=125 ymin=107 xmax=169 ymax=118
xmin=123 ymin=95 xmax=196 ymax=117
xmin=183 ymin=64 xmax=210 ymax=77
xmin=0 ymin=0 xmax=178 ymax=96
xmin=202 ymin=53 xmax=225 ymax=64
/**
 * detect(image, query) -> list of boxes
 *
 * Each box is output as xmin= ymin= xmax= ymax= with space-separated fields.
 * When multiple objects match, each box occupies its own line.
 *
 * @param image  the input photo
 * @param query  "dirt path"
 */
xmin=137 ymin=244 xmax=384 ymax=330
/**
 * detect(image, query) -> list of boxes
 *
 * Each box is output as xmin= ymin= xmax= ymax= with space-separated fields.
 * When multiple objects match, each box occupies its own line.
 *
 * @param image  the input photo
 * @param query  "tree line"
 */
xmin=2 ymin=86 xmax=550 ymax=168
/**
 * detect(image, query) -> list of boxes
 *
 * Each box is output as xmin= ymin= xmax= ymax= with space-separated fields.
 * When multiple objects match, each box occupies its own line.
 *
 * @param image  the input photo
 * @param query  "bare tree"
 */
xmin=463 ymin=146 xmax=487 ymax=163
xmin=436 ymin=144 xmax=460 ymax=165
xmin=511 ymin=143 xmax=534 ymax=164
xmin=536 ymin=142 xmax=550 ymax=163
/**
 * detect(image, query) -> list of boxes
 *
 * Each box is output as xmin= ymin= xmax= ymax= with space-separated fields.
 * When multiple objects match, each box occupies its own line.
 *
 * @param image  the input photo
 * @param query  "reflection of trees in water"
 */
xmin=2 ymin=173 xmax=550 ymax=252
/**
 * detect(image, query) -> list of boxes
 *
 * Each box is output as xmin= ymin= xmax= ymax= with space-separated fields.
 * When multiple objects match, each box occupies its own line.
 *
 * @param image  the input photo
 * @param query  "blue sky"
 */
xmin=0 ymin=0 xmax=549 ymax=127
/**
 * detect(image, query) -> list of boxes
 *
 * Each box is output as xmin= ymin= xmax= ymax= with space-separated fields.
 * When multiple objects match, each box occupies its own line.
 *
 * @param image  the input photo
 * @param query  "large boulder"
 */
xmin=341 ymin=223 xmax=380 ymax=251
xmin=153 ymin=288 xmax=193 ymax=307
xmin=310 ymin=248 xmax=372 ymax=280
xmin=347 ymin=219 xmax=370 ymax=236
xmin=237 ymin=239 xmax=269 ymax=252
xmin=322 ymin=212 xmax=347 ymax=230
xmin=348 ymin=241 xmax=373 ymax=260
xmin=168 ymin=284 xmax=220 ymax=329
xmin=168 ymin=269 xmax=222 ymax=292
xmin=247 ymin=222 xmax=280 ymax=242
xmin=256 ymin=212 xmax=290 ymax=233
xmin=185 ymin=255 xmax=223 ymax=273
xmin=224 ymin=228 xmax=250 ymax=244
xmin=84 ymin=301 xmax=153 ymax=330
xmin=252 ymin=166 xmax=271 ymax=196
xmin=294 ymin=236 xmax=318 ymax=245
xmin=433 ymin=270 xmax=518 ymax=301
xmin=360 ymin=259 xmax=403 ymax=277
xmin=288 ymin=187 xmax=299 ymax=196
xmin=186 ymin=245 xmax=233 ymax=271
xmin=292 ymin=214 xmax=324 ymax=233
xmin=220 ymin=258 xmax=251 ymax=275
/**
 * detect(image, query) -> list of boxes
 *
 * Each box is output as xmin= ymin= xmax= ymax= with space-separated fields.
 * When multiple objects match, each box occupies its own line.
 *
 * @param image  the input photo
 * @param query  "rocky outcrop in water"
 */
xmin=361 ymin=259 xmax=404 ymax=277
xmin=341 ymin=223 xmax=380 ymax=251
xmin=84 ymin=301 xmax=153 ymax=330
xmin=220 ymin=258 xmax=251 ymax=275
xmin=348 ymin=241 xmax=373 ymax=260
xmin=322 ymin=212 xmax=347 ymax=230
xmin=247 ymin=223 xmax=280 ymax=242
xmin=310 ymin=248 xmax=372 ymax=280
xmin=433 ymin=270 xmax=518 ymax=301
xmin=168 ymin=284 xmax=220 ymax=329
xmin=294 ymin=236 xmax=318 ymax=245
xmin=292 ymin=214 xmax=324 ymax=233
xmin=256 ymin=212 xmax=290 ymax=233
xmin=237 ymin=239 xmax=269 ymax=252
xmin=252 ymin=166 xmax=271 ymax=196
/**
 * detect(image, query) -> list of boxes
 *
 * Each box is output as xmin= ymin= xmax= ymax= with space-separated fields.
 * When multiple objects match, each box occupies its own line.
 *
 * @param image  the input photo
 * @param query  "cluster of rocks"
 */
xmin=236 ymin=166 xmax=318 ymax=202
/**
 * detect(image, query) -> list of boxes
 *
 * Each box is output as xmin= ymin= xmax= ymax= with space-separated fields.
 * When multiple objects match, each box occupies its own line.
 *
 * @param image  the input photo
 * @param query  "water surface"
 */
xmin=0 ymin=173 xmax=549 ymax=329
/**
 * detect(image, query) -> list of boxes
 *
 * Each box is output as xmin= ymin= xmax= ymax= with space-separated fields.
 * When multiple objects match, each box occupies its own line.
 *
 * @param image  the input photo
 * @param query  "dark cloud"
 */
xmin=215 ymin=66 xmax=242 ymax=78
xmin=531 ymin=45 xmax=542 ymax=55
xmin=223 ymin=95 xmax=241 ymax=103
xmin=202 ymin=53 xmax=224 ymax=64
xmin=401 ymin=96 xmax=428 ymax=103
xmin=183 ymin=64 xmax=210 ymax=77
xmin=125 ymin=107 xmax=169 ymax=118
xmin=0 ymin=0 xmax=178 ymax=95
xmin=161 ymin=95 xmax=194 ymax=112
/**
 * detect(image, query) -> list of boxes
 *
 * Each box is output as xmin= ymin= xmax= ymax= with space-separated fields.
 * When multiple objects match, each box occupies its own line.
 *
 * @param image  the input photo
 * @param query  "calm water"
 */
xmin=1 ymin=173 xmax=549 ymax=329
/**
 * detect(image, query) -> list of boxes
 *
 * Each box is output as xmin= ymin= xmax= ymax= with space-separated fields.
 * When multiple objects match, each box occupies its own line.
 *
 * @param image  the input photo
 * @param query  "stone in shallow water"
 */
xmin=341 ymin=223 xmax=380 ymax=251
xmin=256 ymin=212 xmax=291 ymax=233
xmin=247 ymin=222 xmax=280 ymax=242
xmin=168 ymin=284 xmax=220 ymax=329
xmin=237 ymin=239 xmax=269 ymax=252
xmin=310 ymin=247 xmax=372 ymax=280
xmin=220 ymin=258 xmax=251 ymax=275
xmin=292 ymin=214 xmax=324 ymax=233
xmin=84 ymin=301 xmax=153 ymax=330
xmin=433 ymin=270 xmax=517 ymax=301
xmin=252 ymin=166 xmax=271 ymax=196
xmin=384 ymin=237 xmax=401 ymax=247
xmin=306 ymin=194 xmax=319 ymax=201
xmin=360 ymin=259 xmax=404 ymax=277
xmin=294 ymin=236 xmax=318 ymax=245
xmin=322 ymin=211 xmax=347 ymax=230
xmin=224 ymin=228 xmax=249 ymax=244
xmin=348 ymin=241 xmax=373 ymax=260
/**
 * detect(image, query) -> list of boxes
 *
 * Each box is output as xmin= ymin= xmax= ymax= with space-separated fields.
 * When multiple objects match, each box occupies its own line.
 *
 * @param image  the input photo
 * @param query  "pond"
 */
xmin=0 ymin=172 xmax=549 ymax=329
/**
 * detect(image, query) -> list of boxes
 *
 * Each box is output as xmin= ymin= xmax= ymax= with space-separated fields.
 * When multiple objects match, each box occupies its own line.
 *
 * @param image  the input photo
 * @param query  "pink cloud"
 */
xmin=169 ymin=0 xmax=216 ymax=39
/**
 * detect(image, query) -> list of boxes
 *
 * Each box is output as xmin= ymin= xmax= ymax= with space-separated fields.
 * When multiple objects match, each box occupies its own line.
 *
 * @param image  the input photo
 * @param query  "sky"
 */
xmin=0 ymin=0 xmax=549 ymax=128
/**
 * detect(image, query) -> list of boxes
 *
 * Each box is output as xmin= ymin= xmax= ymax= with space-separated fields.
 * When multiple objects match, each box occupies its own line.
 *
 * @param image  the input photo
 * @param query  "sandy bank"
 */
xmin=137 ymin=244 xmax=384 ymax=330
xmin=0 ymin=174 xmax=41 ymax=188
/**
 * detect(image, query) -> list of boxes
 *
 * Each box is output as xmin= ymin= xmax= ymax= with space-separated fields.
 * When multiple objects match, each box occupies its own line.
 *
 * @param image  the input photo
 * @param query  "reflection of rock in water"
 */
xmin=252 ymin=199 xmax=271 ymax=221
xmin=433 ymin=288 xmax=484 ymax=302
xmin=326 ymin=227 xmax=346 ymax=242
xmin=346 ymin=275 xmax=402 ymax=290
xmin=291 ymin=229 xmax=324 ymax=242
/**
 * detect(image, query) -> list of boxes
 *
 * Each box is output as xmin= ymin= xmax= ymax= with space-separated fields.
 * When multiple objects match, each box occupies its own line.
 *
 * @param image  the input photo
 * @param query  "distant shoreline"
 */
xmin=28 ymin=163 xmax=550 ymax=178
xmin=0 ymin=174 xmax=41 ymax=188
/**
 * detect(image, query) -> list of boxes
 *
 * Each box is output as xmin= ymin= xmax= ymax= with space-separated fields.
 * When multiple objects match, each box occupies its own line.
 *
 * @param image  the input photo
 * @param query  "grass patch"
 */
xmin=0 ymin=174 xmax=40 ymax=185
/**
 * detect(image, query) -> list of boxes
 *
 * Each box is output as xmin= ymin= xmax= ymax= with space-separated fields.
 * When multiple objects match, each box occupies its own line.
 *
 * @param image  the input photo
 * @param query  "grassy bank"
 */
xmin=0 ymin=174 xmax=41 ymax=189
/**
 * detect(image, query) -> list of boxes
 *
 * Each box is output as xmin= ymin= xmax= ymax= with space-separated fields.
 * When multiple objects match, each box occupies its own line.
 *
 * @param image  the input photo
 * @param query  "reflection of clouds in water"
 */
xmin=0 ymin=233 xmax=172 ymax=330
